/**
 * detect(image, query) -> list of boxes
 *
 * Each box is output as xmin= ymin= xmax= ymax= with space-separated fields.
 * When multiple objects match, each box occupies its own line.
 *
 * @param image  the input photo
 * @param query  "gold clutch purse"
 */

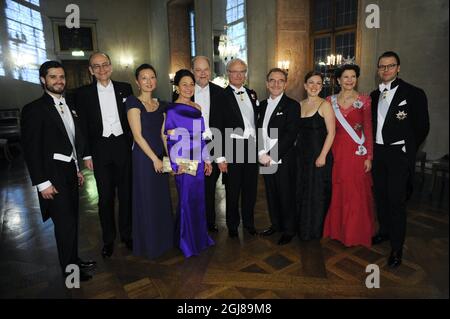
xmin=162 ymin=156 xmax=173 ymax=173
xmin=162 ymin=157 xmax=199 ymax=176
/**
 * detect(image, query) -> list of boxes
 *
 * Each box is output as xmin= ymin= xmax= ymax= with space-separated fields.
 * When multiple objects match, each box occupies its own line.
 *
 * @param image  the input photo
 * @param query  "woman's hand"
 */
xmin=153 ymin=158 xmax=163 ymax=173
xmin=315 ymin=155 xmax=326 ymax=168
xmin=176 ymin=164 xmax=186 ymax=175
xmin=205 ymin=162 xmax=213 ymax=176
xmin=364 ymin=159 xmax=372 ymax=173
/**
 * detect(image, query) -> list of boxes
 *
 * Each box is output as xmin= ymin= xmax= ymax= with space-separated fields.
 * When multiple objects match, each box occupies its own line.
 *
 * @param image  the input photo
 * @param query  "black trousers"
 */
xmin=263 ymin=150 xmax=297 ymax=235
xmin=92 ymin=135 xmax=132 ymax=245
xmin=205 ymin=161 xmax=221 ymax=227
xmin=225 ymin=142 xmax=258 ymax=231
xmin=47 ymin=161 xmax=79 ymax=273
xmin=372 ymin=144 xmax=410 ymax=251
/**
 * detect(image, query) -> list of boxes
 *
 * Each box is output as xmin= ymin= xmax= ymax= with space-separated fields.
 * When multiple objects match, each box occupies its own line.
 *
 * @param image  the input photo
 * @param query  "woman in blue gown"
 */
xmin=126 ymin=64 xmax=174 ymax=259
xmin=164 ymin=69 xmax=214 ymax=258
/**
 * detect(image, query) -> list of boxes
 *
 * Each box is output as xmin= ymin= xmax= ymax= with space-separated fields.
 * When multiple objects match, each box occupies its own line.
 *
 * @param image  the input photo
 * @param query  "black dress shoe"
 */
xmin=388 ymin=249 xmax=403 ymax=268
xmin=78 ymin=259 xmax=97 ymax=270
xmin=245 ymin=227 xmax=257 ymax=236
xmin=228 ymin=229 xmax=238 ymax=238
xmin=372 ymin=234 xmax=390 ymax=245
xmin=277 ymin=234 xmax=294 ymax=245
xmin=208 ymin=224 xmax=219 ymax=233
xmin=260 ymin=227 xmax=276 ymax=237
xmin=80 ymin=270 xmax=93 ymax=282
xmin=124 ymin=239 xmax=133 ymax=251
xmin=63 ymin=269 xmax=92 ymax=282
xmin=101 ymin=243 xmax=114 ymax=258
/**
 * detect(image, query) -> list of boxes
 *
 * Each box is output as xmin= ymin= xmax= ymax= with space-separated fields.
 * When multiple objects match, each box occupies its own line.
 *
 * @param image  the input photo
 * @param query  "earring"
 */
xmin=175 ymin=89 xmax=179 ymax=94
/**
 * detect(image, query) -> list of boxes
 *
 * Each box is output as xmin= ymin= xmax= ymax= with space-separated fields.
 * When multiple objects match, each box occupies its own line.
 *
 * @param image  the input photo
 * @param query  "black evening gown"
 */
xmin=295 ymin=111 xmax=332 ymax=241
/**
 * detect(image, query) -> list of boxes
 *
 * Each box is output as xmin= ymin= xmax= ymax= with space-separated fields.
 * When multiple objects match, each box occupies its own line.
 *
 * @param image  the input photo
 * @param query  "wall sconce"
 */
xmin=71 ymin=50 xmax=85 ymax=57
xmin=120 ymin=56 xmax=134 ymax=69
xmin=277 ymin=60 xmax=290 ymax=73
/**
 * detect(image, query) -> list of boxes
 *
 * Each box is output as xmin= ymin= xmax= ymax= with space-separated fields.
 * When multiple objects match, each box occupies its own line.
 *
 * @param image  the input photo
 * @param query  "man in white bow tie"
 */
xmin=370 ymin=51 xmax=430 ymax=268
xmin=21 ymin=61 xmax=96 ymax=282
xmin=257 ymin=68 xmax=300 ymax=245
xmin=221 ymin=58 xmax=259 ymax=238
xmin=75 ymin=52 xmax=134 ymax=258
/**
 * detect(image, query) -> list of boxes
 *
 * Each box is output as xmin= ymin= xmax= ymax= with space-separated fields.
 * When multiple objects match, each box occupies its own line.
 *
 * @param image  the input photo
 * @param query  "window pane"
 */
xmin=314 ymin=36 xmax=331 ymax=65
xmin=335 ymin=32 xmax=355 ymax=60
xmin=5 ymin=0 xmax=47 ymax=84
xmin=189 ymin=10 xmax=196 ymax=57
xmin=336 ymin=0 xmax=357 ymax=27
xmin=313 ymin=0 xmax=333 ymax=31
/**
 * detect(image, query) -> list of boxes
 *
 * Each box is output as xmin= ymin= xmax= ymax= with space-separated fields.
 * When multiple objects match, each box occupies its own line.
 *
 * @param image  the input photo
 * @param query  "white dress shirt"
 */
xmin=195 ymin=83 xmax=212 ymax=140
xmin=376 ymin=78 xmax=399 ymax=145
xmin=229 ymin=84 xmax=256 ymax=138
xmin=260 ymin=93 xmax=283 ymax=157
xmin=37 ymin=94 xmax=78 ymax=192
xmin=97 ymin=81 xmax=123 ymax=137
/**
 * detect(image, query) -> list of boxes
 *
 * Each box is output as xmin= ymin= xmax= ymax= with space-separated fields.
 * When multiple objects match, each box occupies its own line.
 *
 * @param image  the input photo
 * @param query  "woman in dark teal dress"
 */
xmin=126 ymin=64 xmax=174 ymax=259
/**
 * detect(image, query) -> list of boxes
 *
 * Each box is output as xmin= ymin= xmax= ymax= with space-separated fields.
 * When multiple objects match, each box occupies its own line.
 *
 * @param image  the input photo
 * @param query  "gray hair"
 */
xmin=191 ymin=56 xmax=211 ymax=69
xmin=226 ymin=58 xmax=247 ymax=72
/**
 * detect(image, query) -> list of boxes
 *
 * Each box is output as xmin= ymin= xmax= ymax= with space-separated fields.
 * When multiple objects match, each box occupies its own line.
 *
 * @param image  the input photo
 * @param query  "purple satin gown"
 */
xmin=164 ymin=102 xmax=214 ymax=258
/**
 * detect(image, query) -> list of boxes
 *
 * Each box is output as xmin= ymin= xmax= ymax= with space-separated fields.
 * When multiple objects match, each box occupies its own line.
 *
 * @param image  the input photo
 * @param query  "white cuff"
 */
xmin=215 ymin=157 xmax=226 ymax=163
xmin=83 ymin=156 xmax=92 ymax=160
xmin=37 ymin=181 xmax=52 ymax=192
xmin=258 ymin=150 xmax=268 ymax=157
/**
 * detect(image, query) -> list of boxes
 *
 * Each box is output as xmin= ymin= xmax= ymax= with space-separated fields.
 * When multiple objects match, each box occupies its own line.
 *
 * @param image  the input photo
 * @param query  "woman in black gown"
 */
xmin=295 ymin=71 xmax=335 ymax=241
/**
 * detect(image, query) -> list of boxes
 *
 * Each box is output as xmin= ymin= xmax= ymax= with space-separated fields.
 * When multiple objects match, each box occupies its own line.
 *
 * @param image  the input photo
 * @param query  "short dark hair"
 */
xmin=89 ymin=52 xmax=111 ymax=66
xmin=304 ymin=71 xmax=323 ymax=83
xmin=174 ymin=69 xmax=195 ymax=86
xmin=266 ymin=68 xmax=288 ymax=81
xmin=135 ymin=64 xmax=157 ymax=79
xmin=39 ymin=60 xmax=65 ymax=78
xmin=378 ymin=51 xmax=401 ymax=66
xmin=335 ymin=64 xmax=360 ymax=79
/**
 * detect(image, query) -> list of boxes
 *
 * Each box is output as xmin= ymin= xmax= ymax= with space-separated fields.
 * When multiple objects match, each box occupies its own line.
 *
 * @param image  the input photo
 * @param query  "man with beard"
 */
xmin=21 ymin=61 xmax=96 ymax=281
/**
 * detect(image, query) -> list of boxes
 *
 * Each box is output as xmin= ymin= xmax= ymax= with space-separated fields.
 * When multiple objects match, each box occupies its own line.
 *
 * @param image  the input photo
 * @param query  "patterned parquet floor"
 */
xmin=0 ymin=155 xmax=448 ymax=299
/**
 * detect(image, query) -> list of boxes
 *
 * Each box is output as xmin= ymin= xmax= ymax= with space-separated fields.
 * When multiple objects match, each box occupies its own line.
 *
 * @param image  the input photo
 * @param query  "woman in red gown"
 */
xmin=323 ymin=64 xmax=375 ymax=247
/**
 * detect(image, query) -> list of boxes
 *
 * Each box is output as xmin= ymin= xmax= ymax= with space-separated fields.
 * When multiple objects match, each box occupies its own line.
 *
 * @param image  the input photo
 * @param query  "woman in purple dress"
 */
xmin=164 ymin=69 xmax=214 ymax=258
xmin=126 ymin=64 xmax=174 ymax=259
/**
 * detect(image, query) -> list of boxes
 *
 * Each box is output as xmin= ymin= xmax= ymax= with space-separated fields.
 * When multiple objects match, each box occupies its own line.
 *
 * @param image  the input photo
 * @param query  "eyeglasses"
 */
xmin=228 ymin=70 xmax=247 ymax=75
xmin=91 ymin=62 xmax=111 ymax=71
xmin=268 ymin=79 xmax=286 ymax=85
xmin=377 ymin=63 xmax=398 ymax=71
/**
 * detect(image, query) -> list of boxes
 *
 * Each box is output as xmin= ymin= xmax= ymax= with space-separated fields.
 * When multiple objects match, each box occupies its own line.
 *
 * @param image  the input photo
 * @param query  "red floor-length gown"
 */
xmin=323 ymin=94 xmax=375 ymax=247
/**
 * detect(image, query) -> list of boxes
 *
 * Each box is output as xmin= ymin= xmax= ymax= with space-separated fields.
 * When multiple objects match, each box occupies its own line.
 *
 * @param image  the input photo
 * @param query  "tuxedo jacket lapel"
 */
xmin=268 ymin=95 xmax=286 ymax=126
xmin=225 ymin=86 xmax=245 ymax=127
xmin=43 ymin=94 xmax=73 ymax=147
xmin=384 ymin=84 xmax=404 ymax=130
xmin=112 ymin=80 xmax=127 ymax=125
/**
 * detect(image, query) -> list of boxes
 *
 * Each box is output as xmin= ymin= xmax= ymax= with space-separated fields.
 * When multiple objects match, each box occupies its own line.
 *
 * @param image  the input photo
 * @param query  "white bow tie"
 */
xmin=379 ymin=83 xmax=390 ymax=92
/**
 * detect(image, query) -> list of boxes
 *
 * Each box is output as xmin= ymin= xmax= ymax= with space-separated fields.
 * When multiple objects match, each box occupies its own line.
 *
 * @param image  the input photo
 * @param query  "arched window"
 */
xmin=311 ymin=0 xmax=358 ymax=96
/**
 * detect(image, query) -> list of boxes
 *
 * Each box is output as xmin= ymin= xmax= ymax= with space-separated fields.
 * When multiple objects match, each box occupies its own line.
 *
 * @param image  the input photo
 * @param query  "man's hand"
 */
xmin=259 ymin=154 xmax=272 ymax=167
xmin=77 ymin=172 xmax=84 ymax=187
xmin=40 ymin=185 xmax=59 ymax=200
xmin=205 ymin=162 xmax=213 ymax=176
xmin=84 ymin=159 xmax=94 ymax=171
xmin=218 ymin=162 xmax=228 ymax=173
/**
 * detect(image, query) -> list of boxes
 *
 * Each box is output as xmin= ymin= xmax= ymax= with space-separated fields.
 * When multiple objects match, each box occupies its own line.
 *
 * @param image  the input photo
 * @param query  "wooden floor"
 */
xmin=0 ymin=154 xmax=448 ymax=299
